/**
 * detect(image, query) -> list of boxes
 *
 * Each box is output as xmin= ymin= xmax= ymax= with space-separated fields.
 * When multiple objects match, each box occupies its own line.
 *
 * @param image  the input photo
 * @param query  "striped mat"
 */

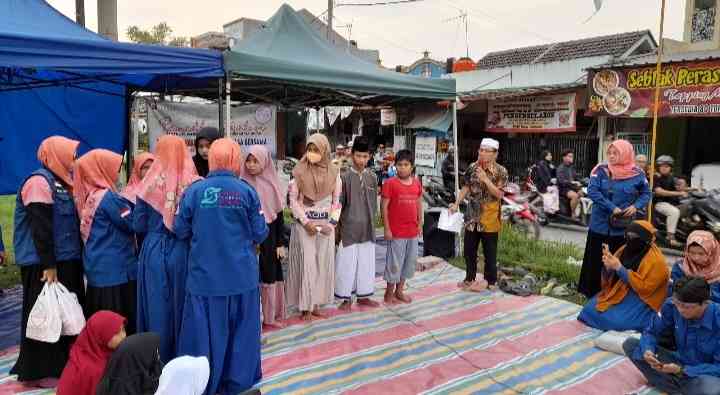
xmin=1 ymin=263 xmax=662 ymax=395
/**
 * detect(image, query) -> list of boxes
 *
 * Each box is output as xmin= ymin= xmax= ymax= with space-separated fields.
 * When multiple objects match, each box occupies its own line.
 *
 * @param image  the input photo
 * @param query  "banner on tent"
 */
xmin=148 ymin=102 xmax=277 ymax=156
xmin=415 ymin=136 xmax=437 ymax=168
xmin=381 ymin=108 xmax=397 ymax=126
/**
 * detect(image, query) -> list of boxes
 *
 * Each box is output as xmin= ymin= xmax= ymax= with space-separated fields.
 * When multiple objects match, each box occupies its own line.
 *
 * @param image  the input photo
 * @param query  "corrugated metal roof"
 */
xmin=459 ymin=81 xmax=586 ymax=101
xmin=477 ymin=31 xmax=653 ymax=69
xmin=592 ymin=48 xmax=720 ymax=69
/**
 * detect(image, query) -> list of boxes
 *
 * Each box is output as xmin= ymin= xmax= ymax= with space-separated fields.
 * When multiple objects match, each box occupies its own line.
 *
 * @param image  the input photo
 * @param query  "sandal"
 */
xmin=467 ymin=279 xmax=489 ymax=292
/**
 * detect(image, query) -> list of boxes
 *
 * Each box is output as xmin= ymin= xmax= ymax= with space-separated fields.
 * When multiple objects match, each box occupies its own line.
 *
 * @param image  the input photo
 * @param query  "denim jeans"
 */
xmin=622 ymin=338 xmax=720 ymax=395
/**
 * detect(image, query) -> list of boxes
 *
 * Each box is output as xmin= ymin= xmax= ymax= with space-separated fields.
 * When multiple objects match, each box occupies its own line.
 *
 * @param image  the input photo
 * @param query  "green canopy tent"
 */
xmin=223 ymin=4 xmax=456 ymax=108
xmin=222 ymin=3 xmax=460 ymax=191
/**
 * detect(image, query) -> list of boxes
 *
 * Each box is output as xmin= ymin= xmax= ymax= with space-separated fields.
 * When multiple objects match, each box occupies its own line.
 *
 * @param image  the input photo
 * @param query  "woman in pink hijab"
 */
xmin=239 ymin=145 xmax=287 ymax=329
xmin=669 ymin=230 xmax=720 ymax=302
xmin=74 ymin=149 xmax=138 ymax=332
xmin=121 ymin=152 xmax=155 ymax=204
xmin=133 ymin=135 xmax=200 ymax=362
xmin=578 ymin=139 xmax=652 ymax=298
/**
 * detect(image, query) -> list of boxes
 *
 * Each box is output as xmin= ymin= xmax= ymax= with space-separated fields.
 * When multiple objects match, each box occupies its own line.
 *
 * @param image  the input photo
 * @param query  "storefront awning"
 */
xmin=405 ymin=108 xmax=452 ymax=134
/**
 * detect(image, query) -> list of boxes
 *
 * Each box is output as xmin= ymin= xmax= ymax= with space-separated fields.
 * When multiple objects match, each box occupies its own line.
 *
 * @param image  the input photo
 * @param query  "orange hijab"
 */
xmin=37 ymin=136 xmax=80 ymax=187
xmin=121 ymin=152 xmax=155 ymax=204
xmin=596 ymin=220 xmax=670 ymax=312
xmin=73 ymin=150 xmax=123 ymax=242
xmin=208 ymin=138 xmax=242 ymax=173
xmin=137 ymin=135 xmax=200 ymax=230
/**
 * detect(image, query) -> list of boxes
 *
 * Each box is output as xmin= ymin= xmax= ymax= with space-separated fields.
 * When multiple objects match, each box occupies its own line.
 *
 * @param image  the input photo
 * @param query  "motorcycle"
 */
xmin=525 ymin=176 xmax=592 ymax=227
xmin=422 ymin=175 xmax=455 ymax=208
xmin=502 ymin=182 xmax=541 ymax=240
xmin=653 ymin=189 xmax=720 ymax=248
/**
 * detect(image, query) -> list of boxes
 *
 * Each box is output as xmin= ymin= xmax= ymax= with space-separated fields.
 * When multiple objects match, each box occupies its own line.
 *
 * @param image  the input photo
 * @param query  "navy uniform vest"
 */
xmin=13 ymin=168 xmax=82 ymax=266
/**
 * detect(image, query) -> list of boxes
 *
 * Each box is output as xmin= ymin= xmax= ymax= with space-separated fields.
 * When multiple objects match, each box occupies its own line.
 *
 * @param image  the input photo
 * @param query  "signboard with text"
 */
xmin=148 ymin=102 xmax=277 ymax=156
xmin=415 ymin=136 xmax=437 ymax=168
xmin=588 ymin=60 xmax=720 ymax=117
xmin=486 ymin=93 xmax=577 ymax=133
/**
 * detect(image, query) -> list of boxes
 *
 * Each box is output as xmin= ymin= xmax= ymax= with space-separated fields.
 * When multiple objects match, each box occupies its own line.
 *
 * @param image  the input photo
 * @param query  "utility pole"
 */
xmin=97 ymin=0 xmax=119 ymax=41
xmin=327 ymin=0 xmax=334 ymax=41
xmin=75 ymin=0 xmax=85 ymax=26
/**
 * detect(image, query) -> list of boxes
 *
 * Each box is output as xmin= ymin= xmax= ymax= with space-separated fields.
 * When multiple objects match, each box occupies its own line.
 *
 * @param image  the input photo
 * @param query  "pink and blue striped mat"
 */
xmin=1 ymin=264 xmax=661 ymax=394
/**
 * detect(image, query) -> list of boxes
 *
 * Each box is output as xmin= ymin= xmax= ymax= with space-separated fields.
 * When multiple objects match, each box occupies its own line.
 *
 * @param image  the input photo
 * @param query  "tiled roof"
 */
xmin=477 ymin=30 xmax=654 ymax=69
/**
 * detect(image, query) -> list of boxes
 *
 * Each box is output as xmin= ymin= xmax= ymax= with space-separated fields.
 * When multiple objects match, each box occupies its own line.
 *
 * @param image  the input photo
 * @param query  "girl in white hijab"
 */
xmin=154 ymin=356 xmax=210 ymax=395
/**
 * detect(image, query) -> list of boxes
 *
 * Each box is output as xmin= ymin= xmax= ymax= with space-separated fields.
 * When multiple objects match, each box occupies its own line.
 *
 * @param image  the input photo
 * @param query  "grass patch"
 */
xmin=0 ymin=195 xmax=19 ymax=289
xmin=448 ymin=224 xmax=586 ymax=305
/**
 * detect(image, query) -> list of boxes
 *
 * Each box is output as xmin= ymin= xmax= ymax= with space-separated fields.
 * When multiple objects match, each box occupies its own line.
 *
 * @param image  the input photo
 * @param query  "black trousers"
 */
xmin=578 ymin=230 xmax=625 ymax=298
xmin=464 ymin=230 xmax=499 ymax=285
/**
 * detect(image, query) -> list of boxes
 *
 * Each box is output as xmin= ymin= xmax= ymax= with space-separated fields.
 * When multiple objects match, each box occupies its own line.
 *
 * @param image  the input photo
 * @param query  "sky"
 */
xmin=47 ymin=0 xmax=685 ymax=67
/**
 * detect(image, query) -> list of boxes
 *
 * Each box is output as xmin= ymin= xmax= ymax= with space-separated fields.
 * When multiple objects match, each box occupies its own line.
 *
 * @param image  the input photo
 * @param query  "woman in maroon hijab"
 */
xmin=56 ymin=311 xmax=127 ymax=395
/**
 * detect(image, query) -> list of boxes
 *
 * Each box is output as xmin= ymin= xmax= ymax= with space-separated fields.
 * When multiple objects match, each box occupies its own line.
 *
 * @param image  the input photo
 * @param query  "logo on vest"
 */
xmin=200 ymin=187 xmax=244 ymax=209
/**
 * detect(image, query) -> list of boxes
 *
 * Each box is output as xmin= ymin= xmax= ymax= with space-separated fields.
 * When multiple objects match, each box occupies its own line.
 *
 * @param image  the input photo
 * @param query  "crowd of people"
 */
xmin=2 ymin=129 xmax=719 ymax=395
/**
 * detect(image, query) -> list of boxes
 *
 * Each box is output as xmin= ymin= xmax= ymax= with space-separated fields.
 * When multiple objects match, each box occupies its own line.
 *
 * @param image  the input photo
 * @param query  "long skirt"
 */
xmin=286 ymin=222 xmax=335 ymax=312
xmin=577 ymin=290 xmax=656 ymax=331
xmin=85 ymin=281 xmax=137 ymax=334
xmin=577 ymin=231 xmax=625 ymax=298
xmin=178 ymin=289 xmax=261 ymax=395
xmin=11 ymin=261 xmax=84 ymax=381
xmin=136 ymin=232 xmax=188 ymax=362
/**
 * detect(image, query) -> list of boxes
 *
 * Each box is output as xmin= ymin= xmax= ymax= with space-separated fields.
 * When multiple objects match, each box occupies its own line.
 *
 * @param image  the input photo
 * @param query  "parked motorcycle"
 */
xmin=502 ymin=182 xmax=541 ymax=240
xmin=422 ymin=175 xmax=455 ymax=208
xmin=525 ymin=177 xmax=592 ymax=227
xmin=653 ymin=189 xmax=720 ymax=248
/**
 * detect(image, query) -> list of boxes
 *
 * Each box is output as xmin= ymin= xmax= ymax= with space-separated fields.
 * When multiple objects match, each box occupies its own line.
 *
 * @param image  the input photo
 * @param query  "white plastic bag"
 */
xmin=438 ymin=209 xmax=464 ymax=233
xmin=26 ymin=283 xmax=62 ymax=343
xmin=56 ymin=283 xmax=86 ymax=336
xmin=543 ymin=186 xmax=560 ymax=214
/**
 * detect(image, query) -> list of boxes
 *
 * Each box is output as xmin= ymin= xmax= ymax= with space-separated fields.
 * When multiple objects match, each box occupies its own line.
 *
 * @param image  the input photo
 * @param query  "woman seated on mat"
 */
xmin=578 ymin=220 xmax=670 ymax=332
xmin=668 ymin=230 xmax=720 ymax=303
xmin=96 ymin=333 xmax=164 ymax=395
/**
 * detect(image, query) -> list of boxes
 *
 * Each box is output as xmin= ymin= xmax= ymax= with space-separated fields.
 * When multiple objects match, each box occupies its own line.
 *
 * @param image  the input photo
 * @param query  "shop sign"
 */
xmin=148 ymin=102 xmax=277 ymax=156
xmin=415 ymin=136 xmax=437 ymax=168
xmin=486 ymin=93 xmax=577 ymax=133
xmin=588 ymin=60 xmax=720 ymax=117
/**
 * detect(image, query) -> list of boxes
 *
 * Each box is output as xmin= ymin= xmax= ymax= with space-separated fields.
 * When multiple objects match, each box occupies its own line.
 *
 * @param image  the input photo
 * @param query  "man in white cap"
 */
xmin=450 ymin=138 xmax=508 ymax=292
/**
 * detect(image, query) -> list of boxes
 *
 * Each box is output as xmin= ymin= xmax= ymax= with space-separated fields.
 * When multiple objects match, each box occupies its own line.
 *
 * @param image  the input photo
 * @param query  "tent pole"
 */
xmin=648 ymin=0 xmax=666 ymax=222
xmin=226 ymin=74 xmax=231 ymax=138
xmin=218 ymin=77 xmax=224 ymax=136
xmin=452 ymin=100 xmax=459 ymax=197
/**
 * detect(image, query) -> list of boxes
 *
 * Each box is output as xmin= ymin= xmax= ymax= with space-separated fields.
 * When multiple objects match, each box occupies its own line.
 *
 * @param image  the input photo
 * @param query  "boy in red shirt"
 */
xmin=382 ymin=149 xmax=423 ymax=304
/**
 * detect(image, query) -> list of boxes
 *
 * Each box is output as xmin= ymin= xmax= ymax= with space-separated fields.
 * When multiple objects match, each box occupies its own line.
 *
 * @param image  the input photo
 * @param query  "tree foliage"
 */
xmin=126 ymin=22 xmax=188 ymax=47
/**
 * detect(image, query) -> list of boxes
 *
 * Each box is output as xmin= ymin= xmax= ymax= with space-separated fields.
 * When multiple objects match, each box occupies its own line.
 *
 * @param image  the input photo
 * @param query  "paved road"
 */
xmin=538 ymin=224 xmax=684 ymax=262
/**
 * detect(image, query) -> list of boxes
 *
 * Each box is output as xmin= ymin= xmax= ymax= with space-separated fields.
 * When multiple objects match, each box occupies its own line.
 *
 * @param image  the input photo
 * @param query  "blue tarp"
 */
xmin=0 ymin=0 xmax=224 ymax=194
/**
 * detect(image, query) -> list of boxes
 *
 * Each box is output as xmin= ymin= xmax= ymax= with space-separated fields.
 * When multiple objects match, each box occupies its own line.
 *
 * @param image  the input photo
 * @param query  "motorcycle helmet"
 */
xmin=655 ymin=155 xmax=674 ymax=166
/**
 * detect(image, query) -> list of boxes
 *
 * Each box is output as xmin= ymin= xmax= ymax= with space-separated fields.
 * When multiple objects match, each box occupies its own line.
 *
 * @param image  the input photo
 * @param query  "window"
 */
xmin=692 ymin=0 xmax=716 ymax=43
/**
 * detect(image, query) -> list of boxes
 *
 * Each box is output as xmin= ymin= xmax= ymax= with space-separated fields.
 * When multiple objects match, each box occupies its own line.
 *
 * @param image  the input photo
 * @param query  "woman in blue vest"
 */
xmin=74 ymin=149 xmax=138 ymax=333
xmin=11 ymin=136 xmax=85 ymax=387
xmin=134 ymin=135 xmax=200 ymax=362
xmin=175 ymin=138 xmax=268 ymax=395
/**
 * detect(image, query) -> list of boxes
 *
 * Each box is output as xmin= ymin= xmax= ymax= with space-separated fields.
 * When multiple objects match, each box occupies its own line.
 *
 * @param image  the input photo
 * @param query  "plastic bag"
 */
xmin=438 ymin=209 xmax=464 ymax=233
xmin=56 ymin=283 xmax=86 ymax=336
xmin=543 ymin=186 xmax=560 ymax=214
xmin=26 ymin=283 xmax=62 ymax=343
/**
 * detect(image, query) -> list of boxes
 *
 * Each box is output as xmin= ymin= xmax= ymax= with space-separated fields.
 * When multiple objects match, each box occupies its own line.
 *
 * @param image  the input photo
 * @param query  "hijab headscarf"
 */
xmin=56 ymin=311 xmax=126 ymax=395
xmin=37 ymin=136 xmax=80 ymax=187
xmin=96 ymin=333 xmax=163 ymax=395
xmin=73 ymin=149 xmax=123 ymax=242
xmin=192 ymin=127 xmax=221 ymax=177
xmin=121 ymin=152 xmax=155 ymax=204
xmin=292 ymin=133 xmax=338 ymax=202
xmin=154 ymin=356 xmax=210 ymax=395
xmin=619 ymin=221 xmax=654 ymax=272
xmin=239 ymin=145 xmax=284 ymax=223
xmin=208 ymin=138 xmax=242 ymax=173
xmin=681 ymin=230 xmax=720 ymax=284
xmin=137 ymin=135 xmax=200 ymax=230
xmin=596 ymin=220 xmax=669 ymax=313
xmin=603 ymin=139 xmax=640 ymax=181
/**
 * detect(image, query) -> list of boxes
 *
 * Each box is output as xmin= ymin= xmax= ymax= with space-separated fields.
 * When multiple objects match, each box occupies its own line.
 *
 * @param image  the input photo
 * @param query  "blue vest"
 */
xmin=13 ymin=169 xmax=82 ymax=266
